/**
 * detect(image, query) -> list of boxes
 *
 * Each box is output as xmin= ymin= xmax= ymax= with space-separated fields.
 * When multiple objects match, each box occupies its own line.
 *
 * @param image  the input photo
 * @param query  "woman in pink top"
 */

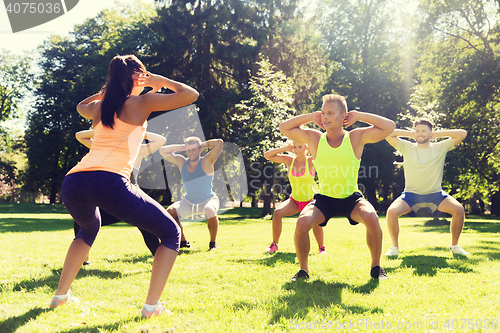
xmin=263 ymin=142 xmax=326 ymax=254
xmin=50 ymin=55 xmax=198 ymax=318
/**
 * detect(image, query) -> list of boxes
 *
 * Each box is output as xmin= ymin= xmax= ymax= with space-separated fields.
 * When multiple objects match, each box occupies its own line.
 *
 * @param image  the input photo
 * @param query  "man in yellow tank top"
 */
xmin=280 ymin=94 xmax=395 ymax=281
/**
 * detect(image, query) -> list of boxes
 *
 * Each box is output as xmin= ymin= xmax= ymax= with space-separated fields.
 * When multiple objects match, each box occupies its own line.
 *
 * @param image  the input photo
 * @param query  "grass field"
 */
xmin=1 ymin=203 xmax=499 ymax=332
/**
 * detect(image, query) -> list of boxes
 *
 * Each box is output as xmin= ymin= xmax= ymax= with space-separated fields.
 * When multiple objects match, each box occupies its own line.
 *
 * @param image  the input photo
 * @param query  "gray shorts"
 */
xmin=171 ymin=195 xmax=220 ymax=221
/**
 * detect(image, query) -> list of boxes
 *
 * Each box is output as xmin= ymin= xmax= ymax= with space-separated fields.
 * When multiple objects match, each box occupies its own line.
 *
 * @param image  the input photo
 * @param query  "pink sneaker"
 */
xmin=141 ymin=301 xmax=172 ymax=318
xmin=49 ymin=296 xmax=68 ymax=308
xmin=265 ymin=242 xmax=279 ymax=253
xmin=318 ymin=245 xmax=326 ymax=254
xmin=49 ymin=291 xmax=79 ymax=308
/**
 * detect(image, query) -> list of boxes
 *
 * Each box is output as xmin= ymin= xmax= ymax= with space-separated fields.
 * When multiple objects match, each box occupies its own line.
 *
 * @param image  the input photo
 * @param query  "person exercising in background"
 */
xmin=263 ymin=142 xmax=326 ymax=254
xmin=384 ymin=119 xmax=469 ymax=256
xmin=73 ymin=129 xmax=166 ymax=263
xmin=279 ymin=94 xmax=395 ymax=281
xmin=160 ymin=137 xmax=223 ymax=250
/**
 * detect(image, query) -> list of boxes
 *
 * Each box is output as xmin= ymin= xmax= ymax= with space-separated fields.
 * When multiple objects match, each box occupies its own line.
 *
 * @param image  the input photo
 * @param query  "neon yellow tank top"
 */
xmin=313 ymin=132 xmax=361 ymax=198
xmin=288 ymin=157 xmax=316 ymax=202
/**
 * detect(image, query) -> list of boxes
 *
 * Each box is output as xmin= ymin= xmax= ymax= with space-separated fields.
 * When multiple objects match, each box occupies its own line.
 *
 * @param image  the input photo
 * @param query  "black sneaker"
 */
xmin=291 ymin=269 xmax=310 ymax=281
xmin=180 ymin=240 xmax=191 ymax=248
xmin=370 ymin=265 xmax=389 ymax=280
xmin=209 ymin=241 xmax=218 ymax=250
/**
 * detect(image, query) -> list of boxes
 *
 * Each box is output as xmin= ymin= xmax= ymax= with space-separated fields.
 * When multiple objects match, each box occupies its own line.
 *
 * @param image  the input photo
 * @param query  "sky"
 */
xmin=0 ymin=0 xmax=156 ymax=54
xmin=1 ymin=0 xmax=418 ymax=133
xmin=0 ymin=0 xmax=156 ymax=133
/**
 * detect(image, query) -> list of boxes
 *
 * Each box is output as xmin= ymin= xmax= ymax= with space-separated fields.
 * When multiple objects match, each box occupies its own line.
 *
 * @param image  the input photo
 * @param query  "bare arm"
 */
xmin=137 ymin=132 xmax=167 ymax=161
xmin=76 ymin=92 xmax=104 ymax=119
xmin=138 ymin=72 xmax=199 ymax=113
xmin=201 ymin=139 xmax=224 ymax=164
xmin=346 ymin=110 xmax=396 ymax=145
xmin=279 ymin=112 xmax=322 ymax=158
xmin=201 ymin=139 xmax=224 ymax=174
xmin=75 ymin=129 xmax=94 ymax=149
xmin=431 ymin=129 xmax=467 ymax=147
xmin=263 ymin=144 xmax=293 ymax=166
xmin=385 ymin=129 xmax=415 ymax=148
xmin=159 ymin=143 xmax=187 ymax=169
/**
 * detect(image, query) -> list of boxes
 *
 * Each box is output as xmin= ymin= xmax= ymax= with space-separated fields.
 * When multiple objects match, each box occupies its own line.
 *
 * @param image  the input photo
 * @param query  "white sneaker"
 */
xmin=450 ymin=245 xmax=471 ymax=255
xmin=385 ymin=246 xmax=400 ymax=256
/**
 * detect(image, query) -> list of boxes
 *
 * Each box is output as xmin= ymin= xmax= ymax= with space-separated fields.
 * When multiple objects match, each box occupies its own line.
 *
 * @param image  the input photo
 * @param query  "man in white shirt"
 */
xmin=384 ymin=119 xmax=470 ymax=256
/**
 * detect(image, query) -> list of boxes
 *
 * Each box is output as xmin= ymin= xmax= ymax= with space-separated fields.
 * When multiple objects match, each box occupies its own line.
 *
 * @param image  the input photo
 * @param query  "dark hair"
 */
xmin=100 ymin=55 xmax=146 ymax=128
xmin=413 ymin=118 xmax=433 ymax=130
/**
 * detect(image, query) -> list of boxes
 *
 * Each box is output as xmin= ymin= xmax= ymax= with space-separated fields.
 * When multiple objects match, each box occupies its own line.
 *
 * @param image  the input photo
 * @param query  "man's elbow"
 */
xmin=383 ymin=120 xmax=396 ymax=136
xmin=460 ymin=129 xmax=467 ymax=140
xmin=388 ymin=120 xmax=396 ymax=132
xmin=278 ymin=122 xmax=288 ymax=135
xmin=188 ymin=89 xmax=200 ymax=104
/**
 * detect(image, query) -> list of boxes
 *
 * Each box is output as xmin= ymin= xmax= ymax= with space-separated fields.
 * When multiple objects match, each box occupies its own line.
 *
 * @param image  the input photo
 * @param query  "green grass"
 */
xmin=1 ymin=203 xmax=500 ymax=332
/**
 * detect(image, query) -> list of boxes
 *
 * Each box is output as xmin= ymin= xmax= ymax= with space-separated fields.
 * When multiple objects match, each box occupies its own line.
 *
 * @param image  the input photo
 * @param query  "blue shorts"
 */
xmin=399 ymin=191 xmax=449 ymax=216
xmin=62 ymin=171 xmax=180 ymax=251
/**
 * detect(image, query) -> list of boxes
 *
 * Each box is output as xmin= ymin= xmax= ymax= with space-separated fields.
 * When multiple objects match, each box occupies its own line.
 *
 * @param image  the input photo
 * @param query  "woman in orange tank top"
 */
xmin=51 ymin=55 xmax=199 ymax=318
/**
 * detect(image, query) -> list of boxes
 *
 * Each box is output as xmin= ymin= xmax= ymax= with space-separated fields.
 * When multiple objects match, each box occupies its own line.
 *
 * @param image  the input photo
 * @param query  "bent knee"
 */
xmin=295 ymin=216 xmax=313 ymax=233
xmin=386 ymin=206 xmax=400 ymax=218
xmin=452 ymin=204 xmax=465 ymax=217
xmin=360 ymin=212 xmax=380 ymax=228
xmin=273 ymin=207 xmax=287 ymax=218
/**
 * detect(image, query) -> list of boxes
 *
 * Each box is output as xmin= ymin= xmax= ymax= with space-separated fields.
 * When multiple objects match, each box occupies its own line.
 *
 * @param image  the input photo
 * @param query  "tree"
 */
xmin=149 ymin=0 xmax=270 ymax=142
xmin=234 ymin=58 xmax=296 ymax=215
xmin=414 ymin=0 xmax=500 ymax=206
xmin=0 ymin=50 xmax=32 ymax=124
xmin=316 ymin=0 xmax=410 ymax=208
xmin=0 ymin=50 xmax=33 ymax=200
xmin=255 ymin=1 xmax=329 ymax=113
xmin=24 ymin=4 xmax=156 ymax=203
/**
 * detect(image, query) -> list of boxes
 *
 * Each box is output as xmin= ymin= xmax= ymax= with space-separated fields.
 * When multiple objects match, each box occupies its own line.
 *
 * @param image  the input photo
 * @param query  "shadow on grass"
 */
xmin=6 ymin=268 xmax=127 ymax=293
xmin=0 ymin=307 xmax=50 ymax=333
xmin=230 ymin=252 xmax=297 ymax=267
xmin=266 ymin=280 xmax=382 ymax=324
xmin=465 ymin=240 xmax=500 ymax=260
xmin=416 ymin=218 xmax=500 ymax=234
xmin=0 ymin=306 xmax=150 ymax=333
xmin=399 ymin=255 xmax=475 ymax=276
xmin=103 ymin=253 xmax=153 ymax=264
xmin=55 ymin=317 xmax=176 ymax=333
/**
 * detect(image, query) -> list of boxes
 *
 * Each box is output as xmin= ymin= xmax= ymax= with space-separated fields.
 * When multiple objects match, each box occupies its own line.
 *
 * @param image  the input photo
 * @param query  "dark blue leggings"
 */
xmin=61 ymin=171 xmax=180 ymax=251
xmin=73 ymin=209 xmax=160 ymax=256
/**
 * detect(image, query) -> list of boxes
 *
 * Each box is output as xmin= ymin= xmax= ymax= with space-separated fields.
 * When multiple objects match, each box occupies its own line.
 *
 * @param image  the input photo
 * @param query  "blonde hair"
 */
xmin=322 ymin=94 xmax=348 ymax=114
xmin=184 ymin=136 xmax=202 ymax=147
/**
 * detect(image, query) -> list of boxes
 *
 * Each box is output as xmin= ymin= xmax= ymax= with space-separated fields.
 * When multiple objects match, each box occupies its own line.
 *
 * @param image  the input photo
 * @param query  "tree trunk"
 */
xmin=260 ymin=164 xmax=274 ymax=217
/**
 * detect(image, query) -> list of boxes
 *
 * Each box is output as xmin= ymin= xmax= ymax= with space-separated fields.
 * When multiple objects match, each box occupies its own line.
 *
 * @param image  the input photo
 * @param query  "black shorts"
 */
xmin=308 ymin=192 xmax=366 ymax=226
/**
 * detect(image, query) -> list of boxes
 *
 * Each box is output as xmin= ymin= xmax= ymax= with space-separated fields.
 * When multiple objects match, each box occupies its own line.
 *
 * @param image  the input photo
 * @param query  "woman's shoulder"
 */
xmin=120 ymin=96 xmax=149 ymax=125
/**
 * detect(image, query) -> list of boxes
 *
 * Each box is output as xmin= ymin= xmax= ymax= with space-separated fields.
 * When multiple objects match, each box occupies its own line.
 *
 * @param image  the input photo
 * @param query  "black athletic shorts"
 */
xmin=307 ymin=192 xmax=366 ymax=226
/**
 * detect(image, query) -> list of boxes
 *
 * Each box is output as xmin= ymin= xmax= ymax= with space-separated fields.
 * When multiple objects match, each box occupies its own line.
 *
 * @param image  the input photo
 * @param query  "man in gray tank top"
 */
xmin=160 ymin=136 xmax=224 ymax=250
